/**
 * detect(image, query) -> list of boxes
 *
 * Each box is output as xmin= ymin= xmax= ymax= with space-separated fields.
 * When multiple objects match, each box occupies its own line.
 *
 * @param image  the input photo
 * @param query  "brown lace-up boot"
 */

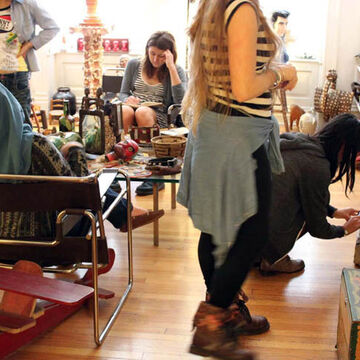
xmin=206 ymin=290 xmax=270 ymax=336
xmin=189 ymin=301 xmax=255 ymax=360
xmin=229 ymin=290 xmax=269 ymax=335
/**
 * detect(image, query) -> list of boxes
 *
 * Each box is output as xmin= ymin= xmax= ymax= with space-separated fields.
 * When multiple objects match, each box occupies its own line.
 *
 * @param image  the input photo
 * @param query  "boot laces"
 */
xmin=232 ymin=299 xmax=252 ymax=324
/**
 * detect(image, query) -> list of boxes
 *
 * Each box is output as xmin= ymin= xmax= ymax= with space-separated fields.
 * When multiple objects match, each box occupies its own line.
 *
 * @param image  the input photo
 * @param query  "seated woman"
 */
xmin=0 ymin=83 xmax=164 ymax=264
xmin=260 ymin=113 xmax=360 ymax=274
xmin=119 ymin=31 xmax=187 ymax=196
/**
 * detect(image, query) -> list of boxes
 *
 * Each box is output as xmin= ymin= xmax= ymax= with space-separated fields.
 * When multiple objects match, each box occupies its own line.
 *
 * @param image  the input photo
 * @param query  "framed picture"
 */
xmin=79 ymin=109 xmax=105 ymax=155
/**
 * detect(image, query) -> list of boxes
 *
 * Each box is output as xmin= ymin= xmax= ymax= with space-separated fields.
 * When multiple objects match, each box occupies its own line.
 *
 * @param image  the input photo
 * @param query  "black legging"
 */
xmin=198 ymin=144 xmax=272 ymax=308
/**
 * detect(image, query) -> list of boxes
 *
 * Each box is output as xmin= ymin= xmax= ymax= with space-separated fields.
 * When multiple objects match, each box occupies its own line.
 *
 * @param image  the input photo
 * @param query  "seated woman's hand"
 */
xmin=164 ymin=49 xmax=175 ymax=69
xmin=125 ymin=96 xmax=141 ymax=105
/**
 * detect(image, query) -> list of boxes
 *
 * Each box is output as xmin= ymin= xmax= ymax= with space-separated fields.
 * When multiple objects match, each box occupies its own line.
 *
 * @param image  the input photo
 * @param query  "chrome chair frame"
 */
xmin=0 ymin=169 xmax=133 ymax=345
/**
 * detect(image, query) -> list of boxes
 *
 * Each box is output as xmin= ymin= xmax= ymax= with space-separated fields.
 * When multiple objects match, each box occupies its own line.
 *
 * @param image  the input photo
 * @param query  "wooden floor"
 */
xmin=5 ymin=171 xmax=360 ymax=359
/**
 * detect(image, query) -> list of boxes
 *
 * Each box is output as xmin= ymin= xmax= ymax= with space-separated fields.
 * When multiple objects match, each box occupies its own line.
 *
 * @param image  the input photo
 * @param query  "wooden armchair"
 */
xmin=0 ymin=169 xmax=133 ymax=356
xmin=48 ymin=99 xmax=64 ymax=125
xmin=30 ymin=104 xmax=48 ymax=132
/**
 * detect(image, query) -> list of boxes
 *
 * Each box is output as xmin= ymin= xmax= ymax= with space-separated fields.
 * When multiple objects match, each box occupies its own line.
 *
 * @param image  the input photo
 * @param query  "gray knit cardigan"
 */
xmin=119 ymin=58 xmax=187 ymax=108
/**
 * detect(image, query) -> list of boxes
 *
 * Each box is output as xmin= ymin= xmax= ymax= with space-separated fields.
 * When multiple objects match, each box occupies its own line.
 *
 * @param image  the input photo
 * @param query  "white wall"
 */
xmin=31 ymin=0 xmax=360 ymax=112
xmin=261 ymin=0 xmax=328 ymax=61
xmin=323 ymin=0 xmax=360 ymax=91
xmin=38 ymin=0 xmax=189 ymax=68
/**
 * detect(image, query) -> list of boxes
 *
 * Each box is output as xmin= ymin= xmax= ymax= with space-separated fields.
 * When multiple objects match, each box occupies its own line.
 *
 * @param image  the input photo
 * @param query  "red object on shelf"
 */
xmin=112 ymin=39 xmax=120 ymax=52
xmin=103 ymin=39 xmax=112 ymax=52
xmin=78 ymin=37 xmax=129 ymax=52
xmin=100 ymin=38 xmax=129 ymax=53
xmin=77 ymin=38 xmax=84 ymax=52
xmin=120 ymin=39 xmax=129 ymax=52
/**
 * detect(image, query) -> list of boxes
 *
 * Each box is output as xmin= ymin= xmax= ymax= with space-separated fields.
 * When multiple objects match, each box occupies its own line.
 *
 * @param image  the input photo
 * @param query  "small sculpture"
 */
xmin=106 ymin=139 xmax=139 ymax=162
xmin=289 ymin=104 xmax=305 ymax=131
xmin=314 ymin=70 xmax=353 ymax=122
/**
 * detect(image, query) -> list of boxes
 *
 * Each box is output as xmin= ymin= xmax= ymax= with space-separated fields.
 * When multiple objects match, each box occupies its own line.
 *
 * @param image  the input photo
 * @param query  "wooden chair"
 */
xmin=102 ymin=67 xmax=124 ymax=102
xmin=0 ymin=169 xmax=133 ymax=356
xmin=273 ymin=88 xmax=290 ymax=132
xmin=30 ymin=104 xmax=48 ymax=132
xmin=48 ymin=99 xmax=64 ymax=125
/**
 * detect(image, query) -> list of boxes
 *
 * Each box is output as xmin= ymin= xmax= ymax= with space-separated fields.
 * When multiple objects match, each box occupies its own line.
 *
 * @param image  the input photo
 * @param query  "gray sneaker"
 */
xmin=260 ymin=255 xmax=305 ymax=275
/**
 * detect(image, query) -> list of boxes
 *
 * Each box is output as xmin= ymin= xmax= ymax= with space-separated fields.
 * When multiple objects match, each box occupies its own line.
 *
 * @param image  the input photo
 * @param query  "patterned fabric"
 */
xmin=204 ymin=0 xmax=274 ymax=118
xmin=0 ymin=134 xmax=89 ymax=239
xmin=133 ymin=63 xmax=168 ymax=128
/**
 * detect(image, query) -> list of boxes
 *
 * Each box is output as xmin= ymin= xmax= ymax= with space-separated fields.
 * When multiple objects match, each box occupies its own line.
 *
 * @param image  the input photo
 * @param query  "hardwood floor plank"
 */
xmin=6 ymin=175 xmax=360 ymax=359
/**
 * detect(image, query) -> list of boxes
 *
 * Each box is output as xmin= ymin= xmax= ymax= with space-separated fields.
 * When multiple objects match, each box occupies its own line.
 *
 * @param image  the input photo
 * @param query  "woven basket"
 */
xmin=151 ymin=135 xmax=187 ymax=157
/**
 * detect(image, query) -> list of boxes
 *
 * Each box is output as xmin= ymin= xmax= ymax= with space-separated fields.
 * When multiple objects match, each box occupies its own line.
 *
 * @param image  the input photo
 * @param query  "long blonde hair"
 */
xmin=182 ymin=0 xmax=280 ymax=130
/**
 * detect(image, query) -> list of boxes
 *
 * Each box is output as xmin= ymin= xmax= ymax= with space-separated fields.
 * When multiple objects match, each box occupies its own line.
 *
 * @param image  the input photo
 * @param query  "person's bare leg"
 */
xmin=122 ymin=105 xmax=136 ymax=134
xmin=135 ymin=106 xmax=157 ymax=127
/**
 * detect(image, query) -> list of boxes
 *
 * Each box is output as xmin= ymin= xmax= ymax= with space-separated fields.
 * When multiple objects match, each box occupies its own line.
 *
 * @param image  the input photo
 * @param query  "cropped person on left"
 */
xmin=0 ymin=83 xmax=164 ymax=265
xmin=0 ymin=0 xmax=59 ymax=123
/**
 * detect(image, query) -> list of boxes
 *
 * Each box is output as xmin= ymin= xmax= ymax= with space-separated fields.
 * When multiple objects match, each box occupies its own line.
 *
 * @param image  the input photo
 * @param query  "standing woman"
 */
xmin=0 ymin=0 xmax=59 ymax=123
xmin=178 ymin=1 xmax=297 ymax=359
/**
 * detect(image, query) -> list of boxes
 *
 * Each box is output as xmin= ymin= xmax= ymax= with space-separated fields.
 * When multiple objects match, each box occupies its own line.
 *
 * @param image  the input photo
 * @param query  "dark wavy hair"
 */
xmin=315 ymin=113 xmax=360 ymax=195
xmin=143 ymin=31 xmax=177 ymax=83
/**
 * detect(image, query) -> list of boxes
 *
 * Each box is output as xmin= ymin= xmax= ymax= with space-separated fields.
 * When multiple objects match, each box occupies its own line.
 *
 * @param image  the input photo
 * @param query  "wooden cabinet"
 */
xmin=337 ymin=268 xmax=360 ymax=360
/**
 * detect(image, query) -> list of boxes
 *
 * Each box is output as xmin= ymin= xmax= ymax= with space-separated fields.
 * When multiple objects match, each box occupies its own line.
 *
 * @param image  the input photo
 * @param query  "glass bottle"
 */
xmin=59 ymin=100 xmax=75 ymax=132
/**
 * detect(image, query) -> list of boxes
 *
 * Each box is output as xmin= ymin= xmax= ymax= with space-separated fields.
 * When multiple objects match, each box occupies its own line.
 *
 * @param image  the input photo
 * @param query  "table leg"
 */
xmin=171 ymin=183 xmax=176 ymax=209
xmin=153 ymin=183 xmax=159 ymax=246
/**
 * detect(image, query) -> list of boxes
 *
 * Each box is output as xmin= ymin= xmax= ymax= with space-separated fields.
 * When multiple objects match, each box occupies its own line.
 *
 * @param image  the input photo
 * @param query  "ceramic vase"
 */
xmin=299 ymin=111 xmax=317 ymax=135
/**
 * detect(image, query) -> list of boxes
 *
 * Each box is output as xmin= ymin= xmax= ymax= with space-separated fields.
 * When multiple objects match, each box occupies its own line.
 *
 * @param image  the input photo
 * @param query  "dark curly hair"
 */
xmin=315 ymin=113 xmax=360 ymax=195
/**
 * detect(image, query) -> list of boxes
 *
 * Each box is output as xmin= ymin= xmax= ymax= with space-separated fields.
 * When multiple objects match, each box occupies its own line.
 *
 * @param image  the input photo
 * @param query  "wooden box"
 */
xmin=337 ymin=268 xmax=360 ymax=359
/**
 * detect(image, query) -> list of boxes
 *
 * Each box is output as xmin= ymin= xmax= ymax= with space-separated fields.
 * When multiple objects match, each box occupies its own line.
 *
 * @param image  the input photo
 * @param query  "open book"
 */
xmin=128 ymin=101 xmax=162 ymax=109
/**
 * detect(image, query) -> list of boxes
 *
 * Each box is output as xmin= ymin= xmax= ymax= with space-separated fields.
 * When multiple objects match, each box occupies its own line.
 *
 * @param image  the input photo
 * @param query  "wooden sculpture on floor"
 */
xmin=0 ymin=260 xmax=95 ymax=358
xmin=289 ymin=104 xmax=305 ymax=131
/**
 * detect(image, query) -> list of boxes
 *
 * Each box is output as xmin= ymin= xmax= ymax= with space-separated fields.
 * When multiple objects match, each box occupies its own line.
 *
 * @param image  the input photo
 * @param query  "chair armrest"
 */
xmin=167 ymin=104 xmax=182 ymax=127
